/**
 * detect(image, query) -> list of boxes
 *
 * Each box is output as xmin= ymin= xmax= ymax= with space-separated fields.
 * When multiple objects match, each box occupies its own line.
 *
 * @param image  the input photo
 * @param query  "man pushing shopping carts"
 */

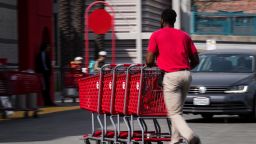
xmin=146 ymin=8 xmax=201 ymax=144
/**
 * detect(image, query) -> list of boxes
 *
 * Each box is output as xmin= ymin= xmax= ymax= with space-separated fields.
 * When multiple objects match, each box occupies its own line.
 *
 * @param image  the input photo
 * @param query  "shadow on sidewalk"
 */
xmin=0 ymin=108 xmax=92 ymax=142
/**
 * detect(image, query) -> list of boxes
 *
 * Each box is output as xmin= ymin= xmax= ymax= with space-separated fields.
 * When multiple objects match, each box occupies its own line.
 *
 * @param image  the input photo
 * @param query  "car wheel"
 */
xmin=201 ymin=114 xmax=213 ymax=119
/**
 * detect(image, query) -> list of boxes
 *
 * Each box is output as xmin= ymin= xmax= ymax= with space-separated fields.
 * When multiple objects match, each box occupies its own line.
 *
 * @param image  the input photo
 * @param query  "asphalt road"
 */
xmin=1 ymin=108 xmax=256 ymax=144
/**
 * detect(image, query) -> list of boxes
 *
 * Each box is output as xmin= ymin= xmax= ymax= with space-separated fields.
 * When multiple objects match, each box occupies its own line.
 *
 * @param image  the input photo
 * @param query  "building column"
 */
xmin=181 ymin=0 xmax=191 ymax=32
xmin=136 ymin=0 xmax=142 ymax=63
xmin=18 ymin=0 xmax=54 ymax=105
xmin=172 ymin=0 xmax=181 ymax=29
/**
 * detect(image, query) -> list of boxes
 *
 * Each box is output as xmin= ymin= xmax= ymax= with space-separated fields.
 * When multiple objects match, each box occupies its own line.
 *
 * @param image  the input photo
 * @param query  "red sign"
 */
xmin=88 ymin=9 xmax=112 ymax=34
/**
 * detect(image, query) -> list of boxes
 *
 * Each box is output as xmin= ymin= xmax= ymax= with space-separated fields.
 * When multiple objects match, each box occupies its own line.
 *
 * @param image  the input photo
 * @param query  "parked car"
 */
xmin=183 ymin=48 xmax=256 ymax=119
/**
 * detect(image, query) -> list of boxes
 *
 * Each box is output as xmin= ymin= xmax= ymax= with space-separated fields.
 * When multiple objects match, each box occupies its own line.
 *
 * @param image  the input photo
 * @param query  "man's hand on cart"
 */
xmin=146 ymin=51 xmax=157 ymax=67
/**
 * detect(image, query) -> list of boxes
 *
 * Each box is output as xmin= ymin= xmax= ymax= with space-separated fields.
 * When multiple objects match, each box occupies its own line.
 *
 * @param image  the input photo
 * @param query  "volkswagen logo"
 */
xmin=199 ymin=86 xmax=207 ymax=94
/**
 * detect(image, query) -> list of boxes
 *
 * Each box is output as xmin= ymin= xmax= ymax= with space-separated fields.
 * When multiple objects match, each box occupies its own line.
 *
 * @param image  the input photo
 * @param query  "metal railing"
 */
xmin=191 ymin=11 xmax=256 ymax=36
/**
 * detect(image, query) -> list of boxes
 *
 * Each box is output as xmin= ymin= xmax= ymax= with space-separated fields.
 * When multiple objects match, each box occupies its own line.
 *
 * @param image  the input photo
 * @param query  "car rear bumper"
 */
xmin=183 ymin=94 xmax=253 ymax=115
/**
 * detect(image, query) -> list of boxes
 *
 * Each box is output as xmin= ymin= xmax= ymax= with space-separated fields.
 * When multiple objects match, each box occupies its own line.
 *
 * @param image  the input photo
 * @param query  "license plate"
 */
xmin=193 ymin=97 xmax=210 ymax=106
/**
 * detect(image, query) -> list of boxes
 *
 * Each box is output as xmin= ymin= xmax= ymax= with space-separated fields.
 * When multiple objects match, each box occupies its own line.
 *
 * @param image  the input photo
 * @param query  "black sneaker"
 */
xmin=189 ymin=135 xmax=201 ymax=144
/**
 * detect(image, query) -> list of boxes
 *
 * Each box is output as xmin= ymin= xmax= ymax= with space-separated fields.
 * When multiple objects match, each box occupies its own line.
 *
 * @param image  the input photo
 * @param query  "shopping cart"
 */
xmin=62 ymin=68 xmax=85 ymax=103
xmin=0 ymin=71 xmax=41 ymax=118
xmin=125 ymin=66 xmax=172 ymax=143
xmin=79 ymin=64 xmax=173 ymax=144
xmin=79 ymin=64 xmax=117 ymax=143
xmin=80 ymin=64 xmax=139 ymax=143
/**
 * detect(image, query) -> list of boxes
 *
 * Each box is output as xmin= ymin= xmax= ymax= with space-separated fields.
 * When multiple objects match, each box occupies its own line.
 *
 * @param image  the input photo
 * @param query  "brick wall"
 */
xmin=193 ymin=0 xmax=256 ymax=13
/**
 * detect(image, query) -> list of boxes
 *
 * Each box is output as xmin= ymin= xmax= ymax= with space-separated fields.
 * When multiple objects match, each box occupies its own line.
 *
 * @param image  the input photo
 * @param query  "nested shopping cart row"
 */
xmin=78 ymin=64 xmax=172 ymax=144
xmin=0 ymin=71 xmax=41 ymax=118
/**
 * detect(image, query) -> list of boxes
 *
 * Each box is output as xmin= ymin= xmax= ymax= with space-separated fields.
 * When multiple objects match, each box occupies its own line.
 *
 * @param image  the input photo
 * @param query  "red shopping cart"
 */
xmin=79 ymin=64 xmax=117 ymax=143
xmin=125 ymin=66 xmax=172 ymax=143
xmin=79 ymin=64 xmax=173 ymax=144
xmin=62 ymin=68 xmax=85 ymax=103
xmin=80 ymin=64 xmax=140 ymax=143
xmin=0 ymin=71 xmax=41 ymax=118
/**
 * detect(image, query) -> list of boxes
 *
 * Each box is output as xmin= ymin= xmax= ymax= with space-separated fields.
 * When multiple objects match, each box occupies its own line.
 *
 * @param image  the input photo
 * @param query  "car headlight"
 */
xmin=224 ymin=85 xmax=248 ymax=93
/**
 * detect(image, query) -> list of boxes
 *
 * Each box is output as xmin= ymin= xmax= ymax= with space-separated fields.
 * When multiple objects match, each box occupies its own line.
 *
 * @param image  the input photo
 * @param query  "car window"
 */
xmin=192 ymin=54 xmax=254 ymax=73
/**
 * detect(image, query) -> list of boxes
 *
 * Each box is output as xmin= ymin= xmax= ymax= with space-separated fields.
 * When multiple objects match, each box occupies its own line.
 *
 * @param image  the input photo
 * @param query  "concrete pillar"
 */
xmin=172 ymin=0 xmax=181 ymax=29
xmin=136 ymin=0 xmax=142 ymax=63
xmin=181 ymin=0 xmax=191 ymax=32
xmin=17 ymin=0 xmax=55 ymax=106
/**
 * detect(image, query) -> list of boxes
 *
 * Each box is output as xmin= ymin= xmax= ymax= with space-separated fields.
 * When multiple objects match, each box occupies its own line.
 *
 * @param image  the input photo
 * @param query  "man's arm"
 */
xmin=190 ymin=53 xmax=199 ymax=70
xmin=146 ymin=51 xmax=155 ymax=67
xmin=187 ymin=36 xmax=200 ymax=70
xmin=93 ymin=59 xmax=100 ymax=71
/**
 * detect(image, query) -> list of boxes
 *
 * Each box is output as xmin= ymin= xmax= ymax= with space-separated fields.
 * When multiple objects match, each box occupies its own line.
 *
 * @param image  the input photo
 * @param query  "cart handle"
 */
xmin=84 ymin=1 xmax=116 ymax=68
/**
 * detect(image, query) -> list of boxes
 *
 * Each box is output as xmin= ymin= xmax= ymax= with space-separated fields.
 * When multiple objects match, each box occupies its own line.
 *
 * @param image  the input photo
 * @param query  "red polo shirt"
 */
xmin=147 ymin=27 xmax=198 ymax=72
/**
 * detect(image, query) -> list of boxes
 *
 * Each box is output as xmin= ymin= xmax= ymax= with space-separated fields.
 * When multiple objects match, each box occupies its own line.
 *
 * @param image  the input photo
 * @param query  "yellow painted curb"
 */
xmin=0 ymin=106 xmax=80 ymax=121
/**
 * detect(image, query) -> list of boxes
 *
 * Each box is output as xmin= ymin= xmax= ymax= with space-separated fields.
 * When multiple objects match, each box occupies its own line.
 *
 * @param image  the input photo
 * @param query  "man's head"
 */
xmin=160 ymin=8 xmax=177 ymax=28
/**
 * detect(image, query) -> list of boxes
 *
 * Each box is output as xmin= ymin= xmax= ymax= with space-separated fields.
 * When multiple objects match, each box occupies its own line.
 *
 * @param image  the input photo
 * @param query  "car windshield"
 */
xmin=192 ymin=54 xmax=254 ymax=73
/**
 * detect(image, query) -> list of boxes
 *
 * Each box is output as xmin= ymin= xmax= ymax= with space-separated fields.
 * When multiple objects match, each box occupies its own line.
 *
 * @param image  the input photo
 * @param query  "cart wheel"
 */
xmin=157 ymin=142 xmax=163 ymax=144
xmin=145 ymin=142 xmax=152 ymax=144
xmin=96 ymin=140 xmax=101 ymax=144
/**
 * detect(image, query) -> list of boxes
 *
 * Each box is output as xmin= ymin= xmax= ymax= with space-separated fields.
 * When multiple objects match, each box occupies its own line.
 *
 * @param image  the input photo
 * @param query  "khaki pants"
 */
xmin=163 ymin=70 xmax=194 ymax=143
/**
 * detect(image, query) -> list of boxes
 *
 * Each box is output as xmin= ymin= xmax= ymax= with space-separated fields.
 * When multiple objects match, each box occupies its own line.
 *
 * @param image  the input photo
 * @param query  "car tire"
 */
xmin=201 ymin=114 xmax=213 ymax=119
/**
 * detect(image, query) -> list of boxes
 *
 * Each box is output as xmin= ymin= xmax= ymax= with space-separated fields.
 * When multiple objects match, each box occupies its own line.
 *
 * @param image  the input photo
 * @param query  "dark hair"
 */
xmin=161 ymin=9 xmax=177 ymax=25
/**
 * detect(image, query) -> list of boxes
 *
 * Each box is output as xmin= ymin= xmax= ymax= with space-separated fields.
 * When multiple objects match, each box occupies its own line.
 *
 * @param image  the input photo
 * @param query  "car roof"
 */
xmin=201 ymin=48 xmax=256 ymax=56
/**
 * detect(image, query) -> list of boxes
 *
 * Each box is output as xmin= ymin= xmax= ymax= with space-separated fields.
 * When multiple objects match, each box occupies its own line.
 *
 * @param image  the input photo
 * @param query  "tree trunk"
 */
xmin=58 ymin=0 xmax=85 ymax=66
xmin=93 ymin=0 xmax=105 ymax=60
